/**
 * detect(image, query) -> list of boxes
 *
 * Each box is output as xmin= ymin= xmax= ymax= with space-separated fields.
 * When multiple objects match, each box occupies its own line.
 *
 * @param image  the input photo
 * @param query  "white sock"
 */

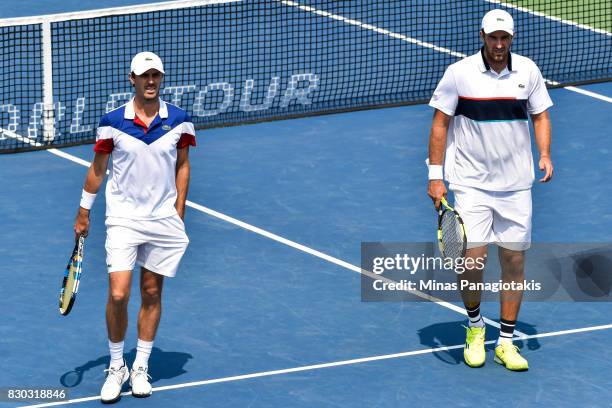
xmin=133 ymin=339 xmax=154 ymax=369
xmin=108 ymin=340 xmax=124 ymax=369
xmin=497 ymin=337 xmax=513 ymax=345
xmin=468 ymin=315 xmax=485 ymax=328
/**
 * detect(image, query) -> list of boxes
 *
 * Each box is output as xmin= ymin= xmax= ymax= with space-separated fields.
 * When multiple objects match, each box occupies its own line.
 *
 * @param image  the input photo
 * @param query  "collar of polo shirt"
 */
xmin=478 ymin=47 xmax=515 ymax=74
xmin=123 ymin=97 xmax=168 ymax=120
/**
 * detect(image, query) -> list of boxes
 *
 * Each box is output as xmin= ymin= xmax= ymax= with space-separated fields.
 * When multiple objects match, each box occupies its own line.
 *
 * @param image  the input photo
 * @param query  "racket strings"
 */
xmin=59 ymin=236 xmax=85 ymax=315
xmin=440 ymin=211 xmax=464 ymax=259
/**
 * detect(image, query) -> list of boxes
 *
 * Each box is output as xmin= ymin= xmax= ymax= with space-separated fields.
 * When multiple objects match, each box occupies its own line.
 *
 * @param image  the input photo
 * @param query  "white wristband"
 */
xmin=428 ymin=165 xmax=444 ymax=180
xmin=80 ymin=190 xmax=97 ymax=210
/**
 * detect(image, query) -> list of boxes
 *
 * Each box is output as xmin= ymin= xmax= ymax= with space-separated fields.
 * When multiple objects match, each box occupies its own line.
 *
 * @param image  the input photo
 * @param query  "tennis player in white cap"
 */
xmin=427 ymin=9 xmax=553 ymax=371
xmin=74 ymin=51 xmax=196 ymax=402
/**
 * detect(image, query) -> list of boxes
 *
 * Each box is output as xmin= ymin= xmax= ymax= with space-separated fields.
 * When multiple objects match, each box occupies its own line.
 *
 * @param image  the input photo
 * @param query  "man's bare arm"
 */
xmin=74 ymin=152 xmax=110 ymax=238
xmin=428 ymin=109 xmax=451 ymax=208
xmin=532 ymin=110 xmax=553 ymax=182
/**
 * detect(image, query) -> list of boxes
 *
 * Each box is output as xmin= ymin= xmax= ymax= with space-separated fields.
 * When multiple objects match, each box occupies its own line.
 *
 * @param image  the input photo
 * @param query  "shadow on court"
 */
xmin=59 ymin=347 xmax=193 ymax=387
xmin=417 ymin=320 xmax=469 ymax=365
xmin=417 ymin=320 xmax=541 ymax=365
xmin=513 ymin=322 xmax=541 ymax=351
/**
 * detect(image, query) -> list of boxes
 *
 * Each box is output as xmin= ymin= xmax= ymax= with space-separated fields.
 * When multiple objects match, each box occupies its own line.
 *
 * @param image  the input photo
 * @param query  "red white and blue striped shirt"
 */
xmin=94 ymin=98 xmax=196 ymax=219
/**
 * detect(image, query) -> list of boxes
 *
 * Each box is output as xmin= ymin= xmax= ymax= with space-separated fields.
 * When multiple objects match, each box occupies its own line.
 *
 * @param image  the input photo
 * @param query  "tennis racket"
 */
xmin=437 ymin=197 xmax=467 ymax=260
xmin=59 ymin=235 xmax=85 ymax=316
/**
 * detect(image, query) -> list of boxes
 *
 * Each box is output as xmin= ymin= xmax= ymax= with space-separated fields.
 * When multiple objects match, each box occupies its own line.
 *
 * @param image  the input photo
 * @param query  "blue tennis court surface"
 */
xmin=1 ymin=1 xmax=612 ymax=407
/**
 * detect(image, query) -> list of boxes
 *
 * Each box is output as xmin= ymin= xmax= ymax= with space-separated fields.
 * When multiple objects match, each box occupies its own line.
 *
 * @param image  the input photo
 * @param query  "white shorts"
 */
xmin=105 ymin=215 xmax=189 ymax=277
xmin=450 ymin=184 xmax=532 ymax=251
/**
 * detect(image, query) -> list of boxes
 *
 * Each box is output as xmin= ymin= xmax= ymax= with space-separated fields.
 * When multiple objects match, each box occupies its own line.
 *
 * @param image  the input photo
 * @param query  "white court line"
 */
xmin=0 ymin=0 xmax=240 ymax=27
xmin=38 ymin=145 xmax=521 ymax=335
xmin=276 ymin=0 xmax=465 ymax=58
xmin=276 ymin=0 xmax=612 ymax=103
xmin=563 ymin=86 xmax=612 ymax=103
xmin=484 ymin=0 xmax=612 ymax=37
xmin=0 ymin=129 xmax=43 ymax=147
xmin=47 ymin=148 xmax=92 ymax=168
xmin=18 ymin=323 xmax=612 ymax=408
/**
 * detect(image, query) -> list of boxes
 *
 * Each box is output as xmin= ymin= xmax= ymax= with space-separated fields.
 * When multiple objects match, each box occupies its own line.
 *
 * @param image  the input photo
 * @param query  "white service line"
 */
xmin=484 ymin=0 xmax=612 ymax=37
xmin=187 ymin=201 xmax=515 ymax=333
xmin=0 ymin=128 xmax=43 ymax=147
xmin=0 ymin=0 xmax=240 ymax=27
xmin=277 ymin=0 xmax=465 ymax=58
xmin=18 ymin=322 xmax=612 ymax=408
xmin=47 ymin=148 xmax=92 ymax=168
xmin=515 ymin=323 xmax=612 ymax=340
xmin=44 ymin=147 xmax=521 ymax=335
xmin=563 ymin=86 xmax=612 ymax=103
xmin=276 ymin=0 xmax=612 ymax=104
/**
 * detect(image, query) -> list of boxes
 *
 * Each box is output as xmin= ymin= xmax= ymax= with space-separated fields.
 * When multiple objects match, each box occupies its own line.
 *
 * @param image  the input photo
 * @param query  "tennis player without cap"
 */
xmin=427 ymin=10 xmax=553 ymax=371
xmin=74 ymin=51 xmax=196 ymax=402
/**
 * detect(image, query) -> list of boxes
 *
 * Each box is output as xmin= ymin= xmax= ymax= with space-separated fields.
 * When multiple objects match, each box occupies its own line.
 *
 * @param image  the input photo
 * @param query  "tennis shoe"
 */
xmin=100 ymin=362 xmax=129 ymax=403
xmin=494 ymin=342 xmax=529 ymax=371
xmin=463 ymin=325 xmax=486 ymax=367
xmin=130 ymin=365 xmax=152 ymax=398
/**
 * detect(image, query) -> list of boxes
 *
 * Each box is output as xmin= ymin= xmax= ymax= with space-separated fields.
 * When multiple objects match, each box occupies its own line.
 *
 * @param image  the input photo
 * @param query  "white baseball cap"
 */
xmin=481 ymin=9 xmax=514 ymax=35
xmin=130 ymin=51 xmax=165 ymax=75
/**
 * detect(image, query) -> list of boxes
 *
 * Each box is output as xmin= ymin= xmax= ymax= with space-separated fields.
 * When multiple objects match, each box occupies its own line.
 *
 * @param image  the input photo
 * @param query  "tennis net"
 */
xmin=1 ymin=0 xmax=610 ymax=152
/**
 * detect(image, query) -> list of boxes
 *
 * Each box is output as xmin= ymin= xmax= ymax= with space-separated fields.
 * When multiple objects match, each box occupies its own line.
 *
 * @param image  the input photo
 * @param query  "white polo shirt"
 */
xmin=429 ymin=49 xmax=553 ymax=191
xmin=94 ymin=98 xmax=196 ymax=220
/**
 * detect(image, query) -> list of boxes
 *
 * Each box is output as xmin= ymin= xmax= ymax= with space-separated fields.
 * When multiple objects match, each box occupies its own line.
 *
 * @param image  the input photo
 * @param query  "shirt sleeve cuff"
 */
xmin=528 ymin=102 xmax=553 ymax=115
xmin=93 ymin=138 xmax=114 ymax=153
xmin=428 ymin=101 xmax=455 ymax=116
xmin=177 ymin=133 xmax=196 ymax=149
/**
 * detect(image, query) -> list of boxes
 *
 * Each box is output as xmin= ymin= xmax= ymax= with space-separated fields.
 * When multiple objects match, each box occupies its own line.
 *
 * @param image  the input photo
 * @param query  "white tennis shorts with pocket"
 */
xmin=105 ymin=214 xmax=189 ymax=277
xmin=450 ymin=184 xmax=532 ymax=251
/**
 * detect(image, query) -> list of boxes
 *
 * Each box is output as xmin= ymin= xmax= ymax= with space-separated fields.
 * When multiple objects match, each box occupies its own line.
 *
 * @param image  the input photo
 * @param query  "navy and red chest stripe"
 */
xmin=455 ymin=96 xmax=528 ymax=122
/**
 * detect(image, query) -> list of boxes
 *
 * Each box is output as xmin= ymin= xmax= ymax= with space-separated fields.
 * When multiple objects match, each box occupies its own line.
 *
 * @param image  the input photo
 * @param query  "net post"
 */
xmin=42 ymin=20 xmax=55 ymax=143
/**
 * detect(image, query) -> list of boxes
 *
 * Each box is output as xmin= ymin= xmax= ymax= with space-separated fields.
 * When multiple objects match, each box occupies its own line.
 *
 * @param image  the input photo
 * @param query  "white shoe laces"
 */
xmin=103 ymin=366 xmax=126 ymax=385
xmin=132 ymin=367 xmax=152 ymax=382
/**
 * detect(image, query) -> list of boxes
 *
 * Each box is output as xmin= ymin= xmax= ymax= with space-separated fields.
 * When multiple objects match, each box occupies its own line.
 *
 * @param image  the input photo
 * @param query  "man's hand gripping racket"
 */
xmin=436 ymin=197 xmax=467 ymax=260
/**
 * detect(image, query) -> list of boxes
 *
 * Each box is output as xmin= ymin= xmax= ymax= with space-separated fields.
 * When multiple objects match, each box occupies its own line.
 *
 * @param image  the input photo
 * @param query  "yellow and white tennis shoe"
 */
xmin=494 ymin=342 xmax=529 ymax=371
xmin=463 ymin=325 xmax=486 ymax=367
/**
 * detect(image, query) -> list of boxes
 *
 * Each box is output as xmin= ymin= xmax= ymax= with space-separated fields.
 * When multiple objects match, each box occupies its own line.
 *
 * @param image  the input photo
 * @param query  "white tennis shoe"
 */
xmin=100 ymin=362 xmax=129 ymax=403
xmin=130 ymin=365 xmax=152 ymax=398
